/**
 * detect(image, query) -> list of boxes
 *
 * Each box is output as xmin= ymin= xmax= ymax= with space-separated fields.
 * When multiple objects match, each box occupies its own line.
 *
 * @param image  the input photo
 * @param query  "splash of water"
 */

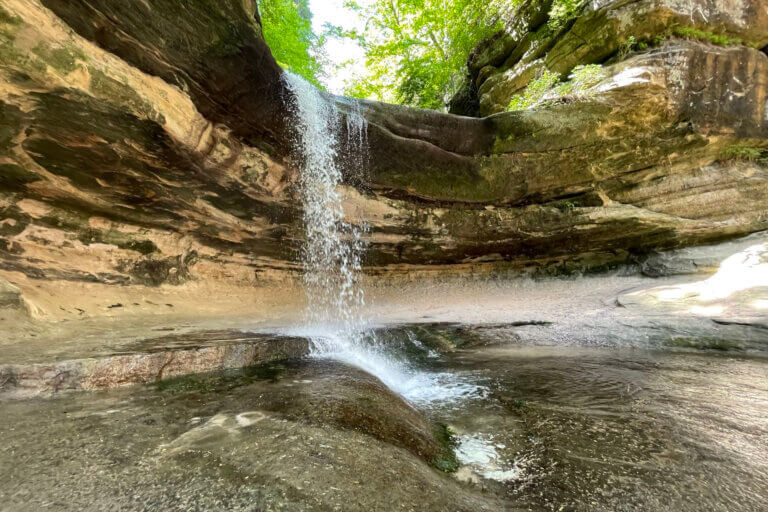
xmin=282 ymin=73 xmax=485 ymax=407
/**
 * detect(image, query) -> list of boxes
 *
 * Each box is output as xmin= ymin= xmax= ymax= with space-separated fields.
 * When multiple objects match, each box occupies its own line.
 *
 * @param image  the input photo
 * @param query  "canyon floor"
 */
xmin=1 ymin=330 xmax=766 ymax=511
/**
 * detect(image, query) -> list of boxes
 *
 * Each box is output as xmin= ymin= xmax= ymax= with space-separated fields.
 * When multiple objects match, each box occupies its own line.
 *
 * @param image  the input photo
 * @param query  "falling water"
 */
xmin=282 ymin=73 xmax=366 ymax=337
xmin=282 ymin=73 xmax=484 ymax=406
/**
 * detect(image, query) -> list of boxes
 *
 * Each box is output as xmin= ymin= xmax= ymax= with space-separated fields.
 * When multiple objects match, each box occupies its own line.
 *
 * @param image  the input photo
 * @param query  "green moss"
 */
xmin=0 ymin=6 xmax=23 ymax=25
xmin=122 ymin=239 xmax=159 ymax=255
xmin=0 ymin=16 xmax=84 ymax=84
xmin=31 ymin=43 xmax=87 ymax=74
xmin=154 ymin=374 xmax=220 ymax=393
xmin=0 ymin=16 xmax=22 ymax=67
xmin=0 ymin=101 xmax=25 ymax=154
xmin=0 ymin=204 xmax=31 ymax=236
xmin=617 ymin=28 xmax=756 ymax=61
xmin=673 ymin=26 xmax=744 ymax=46
xmin=665 ymin=337 xmax=743 ymax=351
xmin=76 ymin=228 xmax=159 ymax=255
xmin=431 ymin=423 xmax=460 ymax=473
xmin=38 ymin=209 xmax=92 ymax=233
xmin=405 ymin=325 xmax=465 ymax=352
xmin=209 ymin=30 xmax=243 ymax=57
xmin=437 ymin=208 xmax=501 ymax=240
xmin=24 ymin=137 xmax=108 ymax=189
xmin=377 ymin=164 xmax=501 ymax=202
xmin=155 ymin=363 xmax=287 ymax=393
xmin=720 ymin=144 xmax=768 ymax=164
xmin=0 ymin=163 xmax=41 ymax=192
xmin=509 ymin=399 xmax=528 ymax=410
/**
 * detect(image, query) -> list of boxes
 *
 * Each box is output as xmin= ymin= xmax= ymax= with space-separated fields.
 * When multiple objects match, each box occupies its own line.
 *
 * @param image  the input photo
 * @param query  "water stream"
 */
xmin=3 ymin=327 xmax=766 ymax=511
xmin=282 ymin=72 xmax=367 ymax=336
xmin=282 ymin=73 xmax=483 ymax=406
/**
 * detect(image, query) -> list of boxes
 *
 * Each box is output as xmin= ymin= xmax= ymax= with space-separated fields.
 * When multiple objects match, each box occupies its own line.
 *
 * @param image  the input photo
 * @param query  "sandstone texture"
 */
xmin=0 ymin=330 xmax=309 ymax=398
xmin=0 ymin=0 xmax=766 ymax=326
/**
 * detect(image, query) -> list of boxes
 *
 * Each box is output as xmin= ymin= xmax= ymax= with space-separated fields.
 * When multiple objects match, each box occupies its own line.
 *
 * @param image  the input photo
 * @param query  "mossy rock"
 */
xmin=252 ymin=360 xmax=460 ymax=471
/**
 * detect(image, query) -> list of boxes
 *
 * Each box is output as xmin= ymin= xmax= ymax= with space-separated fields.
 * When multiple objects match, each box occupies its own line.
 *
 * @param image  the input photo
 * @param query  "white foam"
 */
xmin=284 ymin=326 xmax=486 ymax=407
xmin=456 ymin=433 xmax=523 ymax=483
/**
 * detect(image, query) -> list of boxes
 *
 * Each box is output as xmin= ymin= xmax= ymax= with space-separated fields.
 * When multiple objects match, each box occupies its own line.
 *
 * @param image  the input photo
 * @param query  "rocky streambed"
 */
xmin=1 ymin=325 xmax=767 ymax=511
xmin=3 ymin=231 xmax=767 ymax=399
xmin=1 ymin=235 xmax=767 ymax=510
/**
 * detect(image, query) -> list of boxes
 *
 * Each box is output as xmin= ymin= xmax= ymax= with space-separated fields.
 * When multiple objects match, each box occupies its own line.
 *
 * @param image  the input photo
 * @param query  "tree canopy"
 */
xmin=259 ymin=0 xmax=325 ymax=87
xmin=334 ymin=0 xmax=509 ymax=109
xmin=258 ymin=0 xmax=515 ymax=110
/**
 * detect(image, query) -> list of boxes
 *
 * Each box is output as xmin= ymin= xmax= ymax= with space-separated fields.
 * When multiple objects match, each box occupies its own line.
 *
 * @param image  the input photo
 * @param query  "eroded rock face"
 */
xmin=0 ymin=0 xmax=304 ymax=321
xmin=0 ymin=0 xmax=767 ymax=323
xmin=453 ymin=0 xmax=768 ymax=117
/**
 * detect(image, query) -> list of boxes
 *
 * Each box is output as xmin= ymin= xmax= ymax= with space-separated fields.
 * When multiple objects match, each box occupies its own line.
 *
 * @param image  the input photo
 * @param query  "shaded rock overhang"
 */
xmin=0 ymin=0 xmax=765 ymax=286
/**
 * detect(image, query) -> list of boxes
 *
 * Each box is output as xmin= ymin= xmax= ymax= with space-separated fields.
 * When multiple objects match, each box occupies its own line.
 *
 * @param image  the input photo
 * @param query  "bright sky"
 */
xmin=308 ymin=0 xmax=367 ymax=94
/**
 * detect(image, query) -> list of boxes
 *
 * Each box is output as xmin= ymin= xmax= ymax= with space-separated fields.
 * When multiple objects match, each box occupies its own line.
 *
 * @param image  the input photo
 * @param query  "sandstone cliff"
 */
xmin=0 ymin=0 xmax=766 ymax=323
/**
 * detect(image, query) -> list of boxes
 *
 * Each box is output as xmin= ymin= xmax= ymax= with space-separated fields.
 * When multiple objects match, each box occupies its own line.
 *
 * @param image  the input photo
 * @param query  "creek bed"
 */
xmin=1 ymin=325 xmax=766 ymax=511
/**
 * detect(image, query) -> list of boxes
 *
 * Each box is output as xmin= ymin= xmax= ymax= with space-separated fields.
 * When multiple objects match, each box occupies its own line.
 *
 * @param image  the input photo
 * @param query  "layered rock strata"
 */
xmin=0 ymin=0 xmax=766 ymax=323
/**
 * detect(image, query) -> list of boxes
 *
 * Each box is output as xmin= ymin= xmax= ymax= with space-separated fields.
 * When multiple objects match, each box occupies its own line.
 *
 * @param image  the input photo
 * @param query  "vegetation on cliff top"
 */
xmin=259 ymin=0 xmax=325 ymax=86
xmin=507 ymin=64 xmax=605 ymax=110
xmin=256 ymin=0 xmax=599 ymax=109
xmin=329 ymin=0 xmax=515 ymax=109
xmin=321 ymin=0 xmax=597 ymax=109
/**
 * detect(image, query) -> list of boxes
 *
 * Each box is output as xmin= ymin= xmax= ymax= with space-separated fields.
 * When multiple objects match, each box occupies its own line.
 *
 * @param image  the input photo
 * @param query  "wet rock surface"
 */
xmin=0 ymin=358 xmax=504 ymax=512
xmin=1 ymin=231 xmax=765 ymax=400
xmin=1 ymin=334 xmax=766 ymax=511
xmin=0 ymin=330 xmax=309 ymax=399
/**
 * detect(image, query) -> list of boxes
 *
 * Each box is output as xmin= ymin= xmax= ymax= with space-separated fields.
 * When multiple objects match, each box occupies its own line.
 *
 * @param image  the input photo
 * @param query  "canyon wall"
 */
xmin=0 ymin=0 xmax=766 ymax=323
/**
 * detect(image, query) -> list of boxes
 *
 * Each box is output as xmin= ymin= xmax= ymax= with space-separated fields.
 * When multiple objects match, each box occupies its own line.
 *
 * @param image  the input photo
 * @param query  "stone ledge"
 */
xmin=0 ymin=330 xmax=309 ymax=399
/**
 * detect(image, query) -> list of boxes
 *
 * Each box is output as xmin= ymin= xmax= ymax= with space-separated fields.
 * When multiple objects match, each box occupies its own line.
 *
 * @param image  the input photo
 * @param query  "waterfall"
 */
xmin=283 ymin=73 xmax=366 ymax=339
xmin=282 ymin=73 xmax=482 ymax=406
xmin=282 ymin=73 xmax=410 ymax=383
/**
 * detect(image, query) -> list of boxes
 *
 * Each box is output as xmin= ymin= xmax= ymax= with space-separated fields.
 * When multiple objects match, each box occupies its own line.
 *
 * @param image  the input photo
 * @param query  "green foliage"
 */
xmin=547 ymin=0 xmax=587 ymax=32
xmin=617 ymin=27 xmax=756 ymax=62
xmin=259 ymin=0 xmax=324 ymax=86
xmin=673 ymin=26 xmax=744 ymax=46
xmin=507 ymin=64 xmax=605 ymax=110
xmin=619 ymin=35 xmax=637 ymax=57
xmin=554 ymin=200 xmax=579 ymax=212
xmin=617 ymin=35 xmax=651 ymax=57
xmin=558 ymin=64 xmax=605 ymax=94
xmin=720 ymin=144 xmax=768 ymax=164
xmin=507 ymin=69 xmax=561 ymax=110
xmin=336 ymin=0 xmax=511 ymax=109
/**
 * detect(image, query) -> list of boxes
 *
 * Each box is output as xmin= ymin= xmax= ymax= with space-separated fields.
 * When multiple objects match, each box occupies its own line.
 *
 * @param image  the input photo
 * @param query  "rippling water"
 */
xmin=425 ymin=341 xmax=768 ymax=511
xmin=1 ymin=325 xmax=766 ymax=511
